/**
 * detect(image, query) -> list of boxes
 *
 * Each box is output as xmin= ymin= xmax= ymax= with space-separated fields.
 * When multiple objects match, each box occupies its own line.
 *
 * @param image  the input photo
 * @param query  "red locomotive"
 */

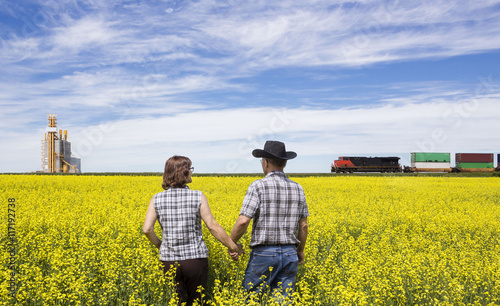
xmin=332 ymin=156 xmax=402 ymax=173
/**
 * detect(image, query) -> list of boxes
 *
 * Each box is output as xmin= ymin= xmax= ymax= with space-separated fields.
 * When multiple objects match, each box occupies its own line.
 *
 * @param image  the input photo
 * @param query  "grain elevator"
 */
xmin=41 ymin=114 xmax=81 ymax=173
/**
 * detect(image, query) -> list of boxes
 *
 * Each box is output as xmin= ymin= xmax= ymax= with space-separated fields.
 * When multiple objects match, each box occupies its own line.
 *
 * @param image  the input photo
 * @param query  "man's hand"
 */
xmin=297 ymin=249 xmax=305 ymax=265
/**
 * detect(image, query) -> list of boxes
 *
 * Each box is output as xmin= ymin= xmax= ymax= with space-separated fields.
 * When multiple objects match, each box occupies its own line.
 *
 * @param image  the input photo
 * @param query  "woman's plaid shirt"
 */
xmin=240 ymin=171 xmax=309 ymax=247
xmin=153 ymin=188 xmax=209 ymax=261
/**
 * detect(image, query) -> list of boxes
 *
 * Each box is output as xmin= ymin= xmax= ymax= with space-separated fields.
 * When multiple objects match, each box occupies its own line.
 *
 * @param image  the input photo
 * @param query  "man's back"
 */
xmin=240 ymin=171 xmax=308 ymax=247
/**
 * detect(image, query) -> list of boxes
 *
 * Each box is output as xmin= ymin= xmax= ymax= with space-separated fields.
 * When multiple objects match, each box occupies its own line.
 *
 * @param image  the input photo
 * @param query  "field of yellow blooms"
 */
xmin=1 ymin=174 xmax=500 ymax=305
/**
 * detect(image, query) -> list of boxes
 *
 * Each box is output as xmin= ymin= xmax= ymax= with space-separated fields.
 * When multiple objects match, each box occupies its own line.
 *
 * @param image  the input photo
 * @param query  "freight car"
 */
xmin=409 ymin=152 xmax=452 ymax=173
xmin=331 ymin=156 xmax=402 ymax=173
xmin=454 ymin=153 xmax=495 ymax=172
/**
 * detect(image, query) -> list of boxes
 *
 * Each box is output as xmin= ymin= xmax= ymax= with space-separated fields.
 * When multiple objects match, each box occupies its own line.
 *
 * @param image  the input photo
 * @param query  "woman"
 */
xmin=143 ymin=155 xmax=243 ymax=305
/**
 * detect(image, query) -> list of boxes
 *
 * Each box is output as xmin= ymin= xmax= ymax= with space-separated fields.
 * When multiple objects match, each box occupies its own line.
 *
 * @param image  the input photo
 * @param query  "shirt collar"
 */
xmin=265 ymin=170 xmax=286 ymax=178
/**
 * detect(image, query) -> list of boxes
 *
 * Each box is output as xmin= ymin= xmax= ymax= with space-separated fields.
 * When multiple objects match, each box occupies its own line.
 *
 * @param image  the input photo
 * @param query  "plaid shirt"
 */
xmin=240 ymin=171 xmax=309 ymax=247
xmin=153 ymin=187 xmax=209 ymax=261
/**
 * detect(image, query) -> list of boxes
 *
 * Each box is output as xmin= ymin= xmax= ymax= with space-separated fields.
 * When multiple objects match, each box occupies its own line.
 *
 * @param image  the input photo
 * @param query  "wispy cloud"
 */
xmin=52 ymin=17 xmax=119 ymax=50
xmin=4 ymin=1 xmax=500 ymax=72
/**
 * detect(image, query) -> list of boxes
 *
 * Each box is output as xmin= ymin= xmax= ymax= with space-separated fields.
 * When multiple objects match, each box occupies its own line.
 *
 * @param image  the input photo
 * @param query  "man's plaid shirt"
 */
xmin=240 ymin=171 xmax=309 ymax=247
xmin=153 ymin=187 xmax=209 ymax=261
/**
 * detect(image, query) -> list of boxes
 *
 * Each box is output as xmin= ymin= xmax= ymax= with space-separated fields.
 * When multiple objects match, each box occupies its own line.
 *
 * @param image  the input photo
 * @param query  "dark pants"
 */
xmin=161 ymin=258 xmax=208 ymax=306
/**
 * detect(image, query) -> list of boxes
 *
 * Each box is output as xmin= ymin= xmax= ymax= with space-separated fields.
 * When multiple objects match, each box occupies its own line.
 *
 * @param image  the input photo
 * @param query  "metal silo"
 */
xmin=40 ymin=114 xmax=81 ymax=173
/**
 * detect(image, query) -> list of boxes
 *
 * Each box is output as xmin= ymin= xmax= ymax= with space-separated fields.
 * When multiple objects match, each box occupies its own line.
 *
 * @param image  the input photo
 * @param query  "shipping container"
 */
xmin=411 ymin=152 xmax=450 ymax=163
xmin=456 ymin=153 xmax=493 ymax=163
xmin=411 ymin=162 xmax=452 ymax=172
xmin=456 ymin=162 xmax=494 ymax=169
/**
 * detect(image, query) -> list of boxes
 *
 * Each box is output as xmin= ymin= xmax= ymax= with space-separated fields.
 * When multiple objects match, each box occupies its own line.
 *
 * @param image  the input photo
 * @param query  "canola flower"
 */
xmin=0 ymin=175 xmax=499 ymax=305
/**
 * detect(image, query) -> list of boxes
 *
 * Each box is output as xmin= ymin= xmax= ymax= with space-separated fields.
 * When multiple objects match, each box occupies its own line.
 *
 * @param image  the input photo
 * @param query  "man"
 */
xmin=230 ymin=140 xmax=309 ymax=300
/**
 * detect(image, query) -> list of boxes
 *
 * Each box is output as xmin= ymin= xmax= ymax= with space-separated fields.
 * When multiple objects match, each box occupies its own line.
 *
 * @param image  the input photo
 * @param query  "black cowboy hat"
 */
xmin=252 ymin=140 xmax=297 ymax=160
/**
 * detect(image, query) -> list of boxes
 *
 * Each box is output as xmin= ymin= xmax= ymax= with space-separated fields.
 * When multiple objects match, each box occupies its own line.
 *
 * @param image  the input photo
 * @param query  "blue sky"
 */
xmin=1 ymin=0 xmax=500 ymax=173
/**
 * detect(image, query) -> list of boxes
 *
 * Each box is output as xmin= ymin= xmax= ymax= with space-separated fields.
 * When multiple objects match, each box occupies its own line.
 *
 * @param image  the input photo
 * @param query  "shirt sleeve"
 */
xmin=239 ymin=182 xmax=259 ymax=218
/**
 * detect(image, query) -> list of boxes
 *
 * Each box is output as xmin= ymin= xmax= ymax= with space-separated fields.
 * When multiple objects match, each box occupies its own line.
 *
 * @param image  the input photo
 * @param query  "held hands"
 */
xmin=228 ymin=243 xmax=245 ymax=261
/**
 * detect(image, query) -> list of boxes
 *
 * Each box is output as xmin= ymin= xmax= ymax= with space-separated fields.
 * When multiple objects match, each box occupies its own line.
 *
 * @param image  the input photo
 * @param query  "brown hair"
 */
xmin=162 ymin=155 xmax=192 ymax=190
xmin=265 ymin=158 xmax=287 ymax=168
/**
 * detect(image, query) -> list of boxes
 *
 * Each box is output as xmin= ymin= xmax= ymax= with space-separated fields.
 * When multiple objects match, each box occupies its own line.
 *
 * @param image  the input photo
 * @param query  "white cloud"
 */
xmin=1 ymin=0 xmax=499 ymax=79
xmin=1 ymin=94 xmax=498 ymax=173
xmin=52 ymin=17 xmax=117 ymax=50
xmin=49 ymin=96 xmax=499 ymax=172
xmin=186 ymin=1 xmax=500 ymax=71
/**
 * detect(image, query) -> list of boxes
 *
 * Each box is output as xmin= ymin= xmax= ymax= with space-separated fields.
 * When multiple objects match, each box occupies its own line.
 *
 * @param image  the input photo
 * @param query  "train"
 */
xmin=331 ymin=153 xmax=500 ymax=173
xmin=332 ymin=156 xmax=402 ymax=173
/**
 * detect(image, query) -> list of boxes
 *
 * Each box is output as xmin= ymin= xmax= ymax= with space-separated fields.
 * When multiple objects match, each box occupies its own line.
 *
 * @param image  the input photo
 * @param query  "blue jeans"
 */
xmin=243 ymin=245 xmax=299 ymax=300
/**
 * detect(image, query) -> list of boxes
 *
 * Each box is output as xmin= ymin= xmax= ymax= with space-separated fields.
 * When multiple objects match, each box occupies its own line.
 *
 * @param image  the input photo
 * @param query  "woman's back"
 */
xmin=153 ymin=188 xmax=208 ymax=261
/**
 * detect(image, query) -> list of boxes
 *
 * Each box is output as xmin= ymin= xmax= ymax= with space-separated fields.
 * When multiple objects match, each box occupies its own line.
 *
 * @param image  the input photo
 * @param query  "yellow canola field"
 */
xmin=1 ymin=175 xmax=500 ymax=305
